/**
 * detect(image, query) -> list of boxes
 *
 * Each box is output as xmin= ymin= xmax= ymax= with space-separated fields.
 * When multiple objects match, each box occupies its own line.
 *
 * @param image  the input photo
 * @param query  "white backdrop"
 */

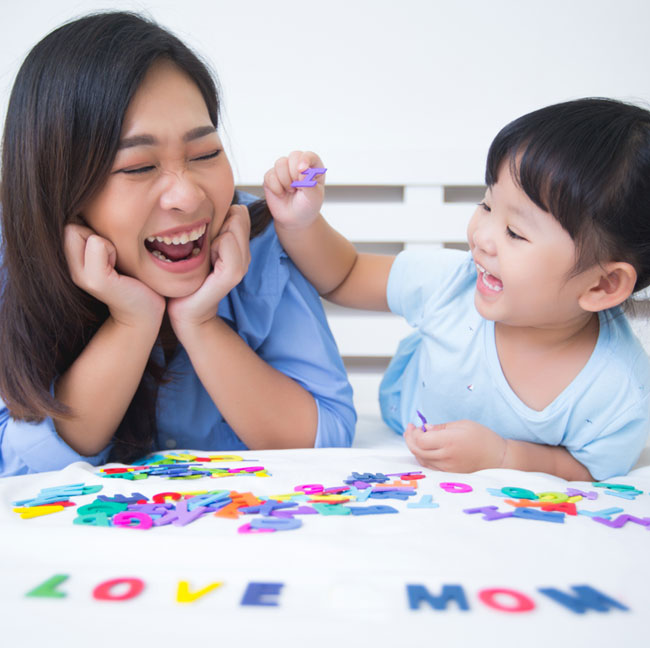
xmin=1 ymin=0 xmax=649 ymax=185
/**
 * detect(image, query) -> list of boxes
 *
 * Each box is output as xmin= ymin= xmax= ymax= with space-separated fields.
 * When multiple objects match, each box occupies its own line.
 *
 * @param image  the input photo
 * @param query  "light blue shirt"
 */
xmin=0 ymin=196 xmax=356 ymax=476
xmin=380 ymin=247 xmax=650 ymax=480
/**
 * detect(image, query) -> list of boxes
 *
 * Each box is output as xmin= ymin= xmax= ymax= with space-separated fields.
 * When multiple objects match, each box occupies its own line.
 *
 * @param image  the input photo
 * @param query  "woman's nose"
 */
xmin=158 ymin=171 xmax=206 ymax=213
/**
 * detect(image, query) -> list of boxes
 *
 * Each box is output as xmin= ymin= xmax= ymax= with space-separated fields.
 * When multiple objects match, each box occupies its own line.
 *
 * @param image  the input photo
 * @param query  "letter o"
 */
xmin=439 ymin=482 xmax=473 ymax=493
xmin=92 ymin=578 xmax=145 ymax=601
xmin=478 ymin=588 xmax=535 ymax=613
xmin=294 ymin=484 xmax=324 ymax=495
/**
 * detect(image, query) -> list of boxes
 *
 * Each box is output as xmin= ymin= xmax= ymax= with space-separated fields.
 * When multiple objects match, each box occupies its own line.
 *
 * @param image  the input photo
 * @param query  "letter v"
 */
xmin=177 ymin=581 xmax=223 ymax=603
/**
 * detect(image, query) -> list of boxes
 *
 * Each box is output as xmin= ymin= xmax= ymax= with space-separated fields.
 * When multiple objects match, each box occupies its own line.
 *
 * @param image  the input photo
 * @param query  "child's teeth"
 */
xmin=481 ymin=270 xmax=503 ymax=292
xmin=191 ymin=248 xmax=200 ymax=257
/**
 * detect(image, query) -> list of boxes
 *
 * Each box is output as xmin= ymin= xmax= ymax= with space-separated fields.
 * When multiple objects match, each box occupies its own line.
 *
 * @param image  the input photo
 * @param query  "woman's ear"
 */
xmin=578 ymin=262 xmax=637 ymax=312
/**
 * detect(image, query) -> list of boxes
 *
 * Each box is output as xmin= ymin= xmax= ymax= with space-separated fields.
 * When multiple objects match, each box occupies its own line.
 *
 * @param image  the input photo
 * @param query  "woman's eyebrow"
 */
xmin=118 ymin=134 xmax=156 ymax=150
xmin=183 ymin=125 xmax=216 ymax=142
xmin=117 ymin=125 xmax=217 ymax=150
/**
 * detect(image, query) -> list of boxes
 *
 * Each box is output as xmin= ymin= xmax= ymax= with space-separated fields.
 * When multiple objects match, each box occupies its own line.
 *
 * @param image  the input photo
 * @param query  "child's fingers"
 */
xmin=405 ymin=423 xmax=445 ymax=452
xmin=289 ymin=150 xmax=324 ymax=178
xmin=403 ymin=431 xmax=446 ymax=469
xmin=287 ymin=150 xmax=307 ymax=178
xmin=263 ymin=167 xmax=286 ymax=197
xmin=273 ymin=155 xmax=295 ymax=191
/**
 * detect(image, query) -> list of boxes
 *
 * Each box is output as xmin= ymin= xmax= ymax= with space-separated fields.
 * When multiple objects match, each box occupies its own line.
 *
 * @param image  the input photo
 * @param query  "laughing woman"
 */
xmin=0 ymin=12 xmax=355 ymax=476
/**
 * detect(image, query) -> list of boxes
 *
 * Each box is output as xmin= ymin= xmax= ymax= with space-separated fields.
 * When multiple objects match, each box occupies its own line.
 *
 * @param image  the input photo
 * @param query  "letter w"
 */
xmin=538 ymin=585 xmax=629 ymax=614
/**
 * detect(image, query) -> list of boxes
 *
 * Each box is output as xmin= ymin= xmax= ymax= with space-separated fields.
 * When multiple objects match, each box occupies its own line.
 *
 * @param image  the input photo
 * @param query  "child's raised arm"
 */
xmin=264 ymin=151 xmax=394 ymax=311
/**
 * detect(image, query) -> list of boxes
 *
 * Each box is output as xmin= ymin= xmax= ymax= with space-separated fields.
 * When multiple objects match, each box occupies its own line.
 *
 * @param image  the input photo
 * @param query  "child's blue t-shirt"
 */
xmin=379 ymin=247 xmax=650 ymax=480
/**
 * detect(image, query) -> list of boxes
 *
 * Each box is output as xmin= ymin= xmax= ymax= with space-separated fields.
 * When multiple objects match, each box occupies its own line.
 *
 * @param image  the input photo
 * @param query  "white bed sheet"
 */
xmin=0 ymin=413 xmax=649 ymax=648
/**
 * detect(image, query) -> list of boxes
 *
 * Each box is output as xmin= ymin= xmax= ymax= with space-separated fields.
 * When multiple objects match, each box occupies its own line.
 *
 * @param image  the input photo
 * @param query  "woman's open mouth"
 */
xmin=145 ymin=223 xmax=207 ymax=263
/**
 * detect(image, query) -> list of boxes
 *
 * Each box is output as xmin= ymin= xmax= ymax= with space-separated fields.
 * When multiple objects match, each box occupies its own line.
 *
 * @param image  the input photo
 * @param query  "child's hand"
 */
xmin=403 ymin=419 xmax=508 ymax=473
xmin=64 ymin=223 xmax=165 ymax=328
xmin=167 ymin=205 xmax=251 ymax=335
xmin=263 ymin=151 xmax=326 ymax=231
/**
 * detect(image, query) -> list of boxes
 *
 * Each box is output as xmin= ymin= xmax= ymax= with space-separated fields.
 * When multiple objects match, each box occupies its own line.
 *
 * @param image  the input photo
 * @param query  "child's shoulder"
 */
xmin=597 ymin=308 xmax=650 ymax=389
xmin=390 ymin=247 xmax=474 ymax=290
xmin=387 ymin=247 xmax=475 ymax=320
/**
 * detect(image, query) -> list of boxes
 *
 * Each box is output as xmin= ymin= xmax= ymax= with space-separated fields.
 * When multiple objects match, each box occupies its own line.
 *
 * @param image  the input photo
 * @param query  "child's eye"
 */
xmin=192 ymin=150 xmax=221 ymax=162
xmin=506 ymin=226 xmax=526 ymax=241
xmin=478 ymin=201 xmax=491 ymax=212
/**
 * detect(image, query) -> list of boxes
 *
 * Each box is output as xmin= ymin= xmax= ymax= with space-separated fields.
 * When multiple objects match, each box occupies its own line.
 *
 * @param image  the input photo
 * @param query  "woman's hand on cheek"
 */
xmin=64 ymin=223 xmax=165 ymax=328
xmin=167 ymin=205 xmax=251 ymax=337
xmin=403 ymin=420 xmax=508 ymax=473
xmin=263 ymin=150 xmax=325 ymax=231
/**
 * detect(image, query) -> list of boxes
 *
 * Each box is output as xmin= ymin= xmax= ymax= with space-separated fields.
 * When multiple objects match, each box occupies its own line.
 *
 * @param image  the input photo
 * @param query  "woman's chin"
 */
xmin=145 ymin=272 xmax=208 ymax=300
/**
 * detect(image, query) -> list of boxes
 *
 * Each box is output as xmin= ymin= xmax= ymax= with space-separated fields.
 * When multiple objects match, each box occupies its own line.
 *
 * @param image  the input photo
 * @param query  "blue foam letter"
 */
xmin=538 ymin=585 xmax=629 ymax=614
xmin=406 ymin=584 xmax=469 ymax=611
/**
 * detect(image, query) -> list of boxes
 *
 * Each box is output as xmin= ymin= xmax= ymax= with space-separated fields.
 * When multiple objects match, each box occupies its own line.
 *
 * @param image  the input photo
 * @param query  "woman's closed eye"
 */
xmin=119 ymin=165 xmax=155 ymax=175
xmin=192 ymin=149 xmax=221 ymax=162
xmin=477 ymin=201 xmax=491 ymax=212
xmin=117 ymin=150 xmax=221 ymax=175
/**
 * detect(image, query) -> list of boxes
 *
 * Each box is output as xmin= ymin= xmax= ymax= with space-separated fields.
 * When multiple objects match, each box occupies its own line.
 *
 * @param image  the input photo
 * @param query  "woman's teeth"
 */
xmin=151 ymin=248 xmax=200 ymax=263
xmin=146 ymin=223 xmax=206 ymax=246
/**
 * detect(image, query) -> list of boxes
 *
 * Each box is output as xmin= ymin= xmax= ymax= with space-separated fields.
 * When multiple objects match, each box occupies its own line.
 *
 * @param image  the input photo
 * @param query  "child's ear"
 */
xmin=578 ymin=262 xmax=637 ymax=312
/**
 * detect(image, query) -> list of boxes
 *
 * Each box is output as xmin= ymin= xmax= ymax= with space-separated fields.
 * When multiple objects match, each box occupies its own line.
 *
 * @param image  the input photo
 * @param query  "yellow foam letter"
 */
xmin=177 ymin=581 xmax=223 ymax=603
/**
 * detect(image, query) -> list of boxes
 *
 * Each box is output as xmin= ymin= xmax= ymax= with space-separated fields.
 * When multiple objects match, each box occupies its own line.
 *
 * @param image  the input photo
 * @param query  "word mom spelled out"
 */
xmin=26 ymin=574 xmax=628 ymax=615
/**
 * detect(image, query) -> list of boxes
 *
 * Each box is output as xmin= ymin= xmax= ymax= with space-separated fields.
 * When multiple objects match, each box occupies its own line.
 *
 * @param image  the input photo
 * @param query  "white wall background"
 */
xmin=2 ymin=0 xmax=650 ymax=412
xmin=2 ymin=0 xmax=649 ymax=185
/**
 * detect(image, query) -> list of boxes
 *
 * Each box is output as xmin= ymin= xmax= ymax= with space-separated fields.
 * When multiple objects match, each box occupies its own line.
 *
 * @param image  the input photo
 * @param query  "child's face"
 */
xmin=467 ymin=164 xmax=599 ymax=329
xmin=81 ymin=60 xmax=235 ymax=298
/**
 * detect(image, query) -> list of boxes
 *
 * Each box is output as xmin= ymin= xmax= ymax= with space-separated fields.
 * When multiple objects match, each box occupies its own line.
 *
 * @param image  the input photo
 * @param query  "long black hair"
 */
xmin=0 ymin=11 xmax=271 ymax=462
xmin=486 ymin=98 xmax=650 ymax=291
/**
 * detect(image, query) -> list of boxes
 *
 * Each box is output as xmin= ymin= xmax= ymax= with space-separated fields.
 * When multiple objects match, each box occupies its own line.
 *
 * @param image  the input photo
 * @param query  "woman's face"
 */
xmin=82 ymin=59 xmax=235 ymax=298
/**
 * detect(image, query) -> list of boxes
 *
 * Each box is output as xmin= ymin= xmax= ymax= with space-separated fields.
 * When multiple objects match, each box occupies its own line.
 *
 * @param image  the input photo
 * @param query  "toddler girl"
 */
xmin=266 ymin=98 xmax=650 ymax=481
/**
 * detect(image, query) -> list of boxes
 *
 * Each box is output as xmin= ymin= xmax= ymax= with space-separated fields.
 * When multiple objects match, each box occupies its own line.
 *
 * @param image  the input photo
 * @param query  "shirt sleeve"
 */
xmin=387 ymin=247 xmax=471 ymax=327
xmin=567 ymin=398 xmax=650 ymax=481
xmin=255 ymin=258 xmax=357 ymax=448
xmin=563 ymin=317 xmax=650 ymax=481
xmin=0 ymin=399 xmax=111 ymax=477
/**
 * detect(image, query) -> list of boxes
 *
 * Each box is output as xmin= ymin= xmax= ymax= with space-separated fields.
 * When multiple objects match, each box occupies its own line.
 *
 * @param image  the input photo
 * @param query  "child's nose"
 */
xmin=471 ymin=219 xmax=497 ymax=257
xmin=159 ymin=171 xmax=206 ymax=213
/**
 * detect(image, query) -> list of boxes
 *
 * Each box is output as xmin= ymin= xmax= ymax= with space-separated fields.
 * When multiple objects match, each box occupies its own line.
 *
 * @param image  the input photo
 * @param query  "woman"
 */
xmin=0 ymin=11 xmax=355 ymax=476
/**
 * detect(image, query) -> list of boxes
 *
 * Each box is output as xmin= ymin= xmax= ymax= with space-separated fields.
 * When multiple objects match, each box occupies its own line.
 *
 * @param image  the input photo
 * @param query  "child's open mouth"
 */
xmin=145 ymin=223 xmax=207 ymax=263
xmin=475 ymin=263 xmax=503 ymax=292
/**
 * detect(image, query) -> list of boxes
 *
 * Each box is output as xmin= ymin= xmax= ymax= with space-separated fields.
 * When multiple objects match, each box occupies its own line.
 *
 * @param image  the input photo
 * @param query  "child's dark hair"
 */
xmin=486 ymin=98 xmax=650 ymax=292
xmin=0 ymin=11 xmax=271 ymax=463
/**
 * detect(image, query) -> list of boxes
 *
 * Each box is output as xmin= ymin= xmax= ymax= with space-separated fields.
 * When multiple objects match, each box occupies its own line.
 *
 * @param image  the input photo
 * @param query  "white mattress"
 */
xmin=1 ymin=413 xmax=649 ymax=648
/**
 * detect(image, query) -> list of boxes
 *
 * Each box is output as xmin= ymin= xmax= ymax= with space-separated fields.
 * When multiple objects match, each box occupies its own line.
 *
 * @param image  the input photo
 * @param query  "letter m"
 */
xmin=407 ymin=584 xmax=469 ymax=611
